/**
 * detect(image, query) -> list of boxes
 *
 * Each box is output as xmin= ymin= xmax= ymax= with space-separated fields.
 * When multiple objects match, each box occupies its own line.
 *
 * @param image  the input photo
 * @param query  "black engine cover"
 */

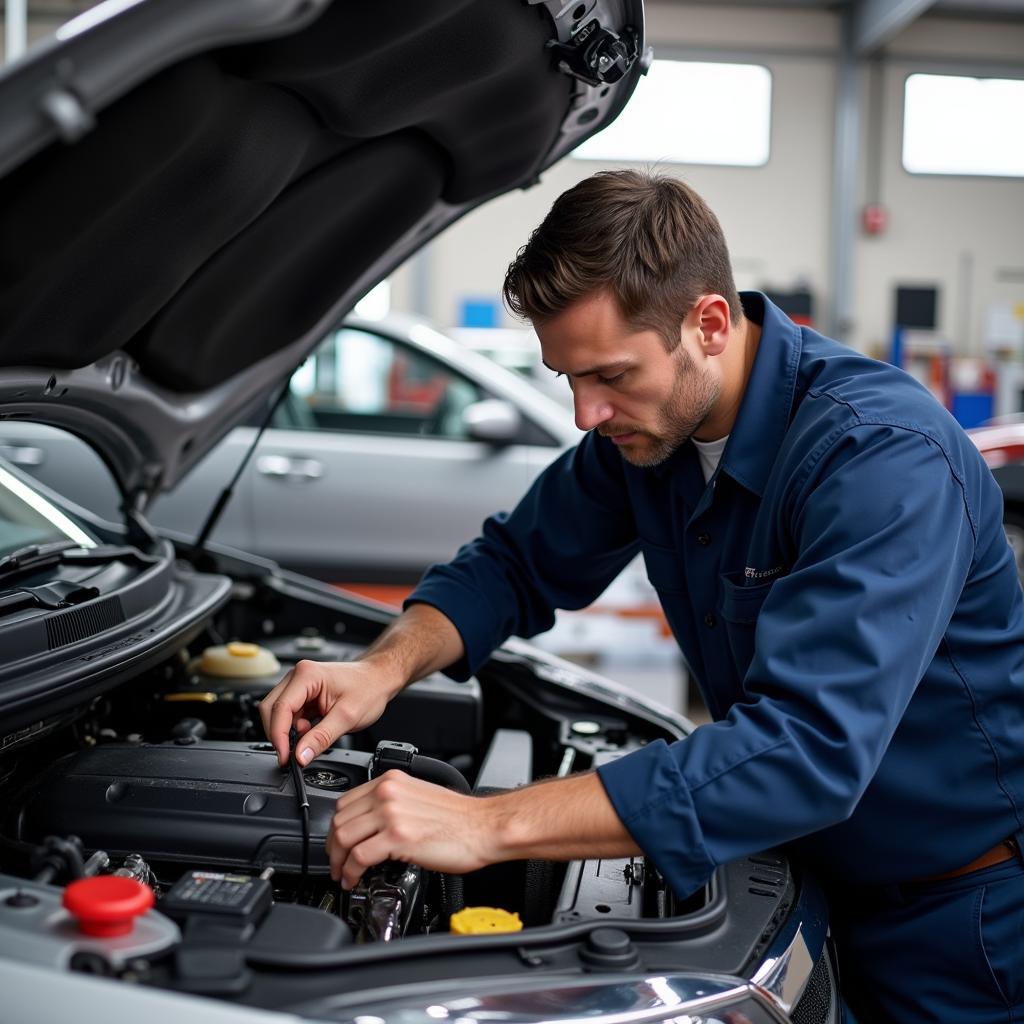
xmin=19 ymin=741 xmax=374 ymax=875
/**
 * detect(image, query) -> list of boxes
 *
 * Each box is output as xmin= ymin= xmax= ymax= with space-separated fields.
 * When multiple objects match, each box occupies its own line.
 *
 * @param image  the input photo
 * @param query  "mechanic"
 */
xmin=261 ymin=170 xmax=1024 ymax=1022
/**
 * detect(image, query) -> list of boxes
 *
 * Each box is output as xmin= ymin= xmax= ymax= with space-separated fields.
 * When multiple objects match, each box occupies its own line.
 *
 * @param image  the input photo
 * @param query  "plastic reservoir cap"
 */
xmin=450 ymin=907 xmax=523 ymax=934
xmin=63 ymin=876 xmax=155 ymax=937
xmin=198 ymin=642 xmax=281 ymax=678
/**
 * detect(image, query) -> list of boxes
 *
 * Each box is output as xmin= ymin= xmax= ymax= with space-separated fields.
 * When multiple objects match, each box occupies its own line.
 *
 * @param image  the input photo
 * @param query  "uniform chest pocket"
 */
xmin=718 ymin=572 xmax=776 ymax=679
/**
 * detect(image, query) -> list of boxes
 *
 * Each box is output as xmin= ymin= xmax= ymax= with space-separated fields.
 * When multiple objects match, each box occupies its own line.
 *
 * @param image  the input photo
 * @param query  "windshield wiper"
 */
xmin=0 ymin=540 xmax=84 ymax=582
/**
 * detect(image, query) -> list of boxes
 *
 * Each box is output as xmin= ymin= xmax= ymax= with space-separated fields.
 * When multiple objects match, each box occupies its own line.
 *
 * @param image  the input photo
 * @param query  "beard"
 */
xmin=600 ymin=346 xmax=720 ymax=468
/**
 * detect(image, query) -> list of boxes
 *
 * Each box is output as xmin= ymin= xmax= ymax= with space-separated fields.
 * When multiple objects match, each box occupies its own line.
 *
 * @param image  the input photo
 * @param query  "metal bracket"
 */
xmin=546 ymin=20 xmax=641 ymax=87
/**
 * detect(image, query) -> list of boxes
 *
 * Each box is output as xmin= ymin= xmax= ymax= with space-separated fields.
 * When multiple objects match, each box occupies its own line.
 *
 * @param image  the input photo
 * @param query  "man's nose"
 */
xmin=573 ymin=385 xmax=614 ymax=432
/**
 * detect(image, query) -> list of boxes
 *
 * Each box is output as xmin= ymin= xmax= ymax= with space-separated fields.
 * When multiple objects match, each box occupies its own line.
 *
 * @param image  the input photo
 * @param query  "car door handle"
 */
xmin=256 ymin=454 xmax=323 ymax=480
xmin=0 ymin=444 xmax=45 ymax=467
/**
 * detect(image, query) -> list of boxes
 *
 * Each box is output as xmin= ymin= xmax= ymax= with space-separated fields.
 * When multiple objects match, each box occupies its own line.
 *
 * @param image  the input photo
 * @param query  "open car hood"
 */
xmin=0 ymin=0 xmax=646 ymax=513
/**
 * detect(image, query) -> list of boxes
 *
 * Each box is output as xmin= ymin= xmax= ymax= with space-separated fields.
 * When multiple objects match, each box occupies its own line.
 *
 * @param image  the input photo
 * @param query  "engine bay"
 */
xmin=0 ymin=563 xmax=723 ymax=997
xmin=0 ymin=559 xmax=811 ymax=1019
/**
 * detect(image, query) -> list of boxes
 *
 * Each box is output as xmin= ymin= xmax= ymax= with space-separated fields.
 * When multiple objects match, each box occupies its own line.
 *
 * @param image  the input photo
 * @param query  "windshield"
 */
xmin=0 ymin=463 xmax=97 ymax=560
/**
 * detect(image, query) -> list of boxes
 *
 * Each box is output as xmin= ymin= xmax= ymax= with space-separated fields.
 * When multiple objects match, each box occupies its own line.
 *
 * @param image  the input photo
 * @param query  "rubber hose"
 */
xmin=409 ymin=754 xmax=470 ymax=794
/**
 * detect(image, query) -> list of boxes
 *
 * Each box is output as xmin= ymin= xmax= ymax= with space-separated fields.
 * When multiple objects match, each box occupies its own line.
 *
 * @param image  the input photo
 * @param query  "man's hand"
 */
xmin=326 ymin=769 xmax=641 ymax=890
xmin=259 ymin=659 xmax=399 ymax=766
xmin=327 ymin=770 xmax=493 ymax=888
xmin=260 ymin=604 xmax=467 ymax=766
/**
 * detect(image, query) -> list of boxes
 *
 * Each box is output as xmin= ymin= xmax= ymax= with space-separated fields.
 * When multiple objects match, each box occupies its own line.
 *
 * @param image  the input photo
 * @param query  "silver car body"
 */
xmin=1 ymin=313 xmax=578 ymax=582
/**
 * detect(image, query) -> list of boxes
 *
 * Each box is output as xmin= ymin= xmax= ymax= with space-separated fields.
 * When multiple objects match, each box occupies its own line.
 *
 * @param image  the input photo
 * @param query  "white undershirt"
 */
xmin=692 ymin=434 xmax=729 ymax=484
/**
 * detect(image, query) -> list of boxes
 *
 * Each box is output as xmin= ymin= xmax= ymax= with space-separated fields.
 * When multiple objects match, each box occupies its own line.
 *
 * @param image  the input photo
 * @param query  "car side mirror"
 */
xmin=462 ymin=400 xmax=522 ymax=445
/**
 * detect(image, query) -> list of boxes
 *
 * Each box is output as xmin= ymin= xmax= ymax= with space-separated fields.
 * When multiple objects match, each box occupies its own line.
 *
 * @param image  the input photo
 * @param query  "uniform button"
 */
xmin=697 ymin=532 xmax=711 ymax=546
xmin=704 ymin=612 xmax=717 ymax=628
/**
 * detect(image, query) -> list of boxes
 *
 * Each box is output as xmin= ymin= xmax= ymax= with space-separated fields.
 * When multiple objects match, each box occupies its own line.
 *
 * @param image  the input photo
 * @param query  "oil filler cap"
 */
xmin=580 ymin=927 xmax=639 ymax=969
xmin=450 ymin=907 xmax=523 ymax=934
xmin=63 ymin=876 xmax=154 ymax=937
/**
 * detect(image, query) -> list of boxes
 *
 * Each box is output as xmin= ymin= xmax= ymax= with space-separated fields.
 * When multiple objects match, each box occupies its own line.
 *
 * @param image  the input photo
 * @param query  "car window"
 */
xmin=274 ymin=328 xmax=484 ymax=440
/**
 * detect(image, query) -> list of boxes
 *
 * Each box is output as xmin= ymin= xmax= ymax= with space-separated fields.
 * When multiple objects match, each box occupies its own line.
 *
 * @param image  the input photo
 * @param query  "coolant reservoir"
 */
xmin=198 ymin=642 xmax=281 ymax=679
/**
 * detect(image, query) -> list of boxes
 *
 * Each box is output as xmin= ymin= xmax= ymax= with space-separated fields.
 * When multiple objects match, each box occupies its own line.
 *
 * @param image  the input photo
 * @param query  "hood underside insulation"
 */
xmin=0 ymin=0 xmax=569 ymax=391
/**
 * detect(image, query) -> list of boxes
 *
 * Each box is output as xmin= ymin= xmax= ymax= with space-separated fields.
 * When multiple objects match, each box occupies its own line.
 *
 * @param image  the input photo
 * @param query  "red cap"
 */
xmin=63 ymin=876 xmax=154 ymax=937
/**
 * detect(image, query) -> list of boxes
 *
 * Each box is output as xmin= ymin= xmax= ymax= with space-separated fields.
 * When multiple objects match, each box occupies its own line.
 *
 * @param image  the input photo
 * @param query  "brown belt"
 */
xmin=920 ymin=838 xmax=1019 ymax=883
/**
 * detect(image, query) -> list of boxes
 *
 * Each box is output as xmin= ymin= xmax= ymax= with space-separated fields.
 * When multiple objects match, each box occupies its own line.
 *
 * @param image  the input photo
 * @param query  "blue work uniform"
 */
xmin=408 ymin=292 xmax=1024 ymax=1020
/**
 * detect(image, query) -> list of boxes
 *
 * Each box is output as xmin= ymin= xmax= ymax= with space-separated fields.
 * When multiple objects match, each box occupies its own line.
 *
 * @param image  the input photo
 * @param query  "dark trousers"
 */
xmin=829 ymin=855 xmax=1024 ymax=1022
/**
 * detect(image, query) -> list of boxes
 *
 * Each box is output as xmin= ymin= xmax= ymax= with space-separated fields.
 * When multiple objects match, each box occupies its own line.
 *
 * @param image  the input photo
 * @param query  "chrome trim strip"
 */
xmin=298 ymin=973 xmax=786 ymax=1024
xmin=749 ymin=871 xmax=830 ymax=1014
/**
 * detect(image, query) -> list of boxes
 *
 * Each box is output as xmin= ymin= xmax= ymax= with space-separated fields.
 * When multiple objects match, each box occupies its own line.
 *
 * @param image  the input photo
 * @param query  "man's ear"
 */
xmin=692 ymin=294 xmax=731 ymax=356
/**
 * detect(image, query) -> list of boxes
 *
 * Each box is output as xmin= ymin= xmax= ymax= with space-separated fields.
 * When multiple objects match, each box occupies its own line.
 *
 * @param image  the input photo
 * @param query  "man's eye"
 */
xmin=598 ymin=372 xmax=626 ymax=386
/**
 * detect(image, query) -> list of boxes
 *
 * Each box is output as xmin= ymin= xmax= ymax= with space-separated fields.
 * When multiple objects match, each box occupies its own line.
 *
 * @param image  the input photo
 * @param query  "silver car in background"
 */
xmin=2 ymin=313 xmax=578 ymax=585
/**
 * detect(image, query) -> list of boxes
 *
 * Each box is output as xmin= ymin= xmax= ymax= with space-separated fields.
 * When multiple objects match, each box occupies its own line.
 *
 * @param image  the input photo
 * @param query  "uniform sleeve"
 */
xmin=406 ymin=432 xmax=640 ymax=680
xmin=597 ymin=422 xmax=977 ymax=897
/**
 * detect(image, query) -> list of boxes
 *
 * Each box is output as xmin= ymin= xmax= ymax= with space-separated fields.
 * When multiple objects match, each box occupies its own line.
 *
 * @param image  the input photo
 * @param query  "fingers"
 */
xmin=258 ymin=668 xmax=291 ymax=736
xmin=326 ymin=778 xmax=397 ymax=885
xmin=260 ymin=660 xmax=392 ymax=766
xmin=327 ymin=801 xmax=381 ymax=884
xmin=324 ymin=773 xmax=484 ymax=889
xmin=264 ymin=665 xmax=328 ymax=765
xmin=269 ymin=693 xmax=313 ymax=766
xmin=259 ymin=668 xmax=293 ymax=764
xmin=260 ymin=660 xmax=380 ymax=766
xmin=340 ymin=836 xmax=394 ymax=891
xmin=293 ymin=697 xmax=360 ymax=766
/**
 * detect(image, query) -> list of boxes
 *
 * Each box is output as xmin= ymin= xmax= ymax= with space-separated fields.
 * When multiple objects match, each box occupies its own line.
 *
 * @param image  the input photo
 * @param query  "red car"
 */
xmin=968 ymin=420 xmax=1024 ymax=580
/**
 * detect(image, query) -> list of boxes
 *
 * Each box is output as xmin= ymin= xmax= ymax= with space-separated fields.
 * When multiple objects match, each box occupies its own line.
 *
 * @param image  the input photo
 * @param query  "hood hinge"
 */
xmin=547 ymin=21 xmax=645 ymax=87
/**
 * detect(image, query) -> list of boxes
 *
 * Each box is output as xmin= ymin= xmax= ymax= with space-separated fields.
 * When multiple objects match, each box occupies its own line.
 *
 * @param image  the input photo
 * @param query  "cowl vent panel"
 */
xmin=46 ymin=597 xmax=126 ymax=651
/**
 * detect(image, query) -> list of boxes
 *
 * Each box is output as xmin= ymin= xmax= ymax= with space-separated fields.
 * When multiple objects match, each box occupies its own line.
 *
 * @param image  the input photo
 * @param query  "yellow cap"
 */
xmin=226 ymin=642 xmax=260 ymax=658
xmin=450 ymin=907 xmax=523 ymax=935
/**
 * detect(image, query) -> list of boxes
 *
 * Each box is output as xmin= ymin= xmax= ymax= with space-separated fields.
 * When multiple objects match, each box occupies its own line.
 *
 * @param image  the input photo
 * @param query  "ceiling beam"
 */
xmin=854 ymin=0 xmax=937 ymax=55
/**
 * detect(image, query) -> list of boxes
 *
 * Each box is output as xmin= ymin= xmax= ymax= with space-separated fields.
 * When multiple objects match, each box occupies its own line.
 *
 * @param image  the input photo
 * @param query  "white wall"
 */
xmin=855 ymin=16 xmax=1024 ymax=355
xmin=398 ymin=4 xmax=1024 ymax=362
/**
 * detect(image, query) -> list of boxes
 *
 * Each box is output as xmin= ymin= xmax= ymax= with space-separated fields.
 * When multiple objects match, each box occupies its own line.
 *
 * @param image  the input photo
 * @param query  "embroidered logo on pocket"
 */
xmin=744 ymin=565 xmax=784 ymax=581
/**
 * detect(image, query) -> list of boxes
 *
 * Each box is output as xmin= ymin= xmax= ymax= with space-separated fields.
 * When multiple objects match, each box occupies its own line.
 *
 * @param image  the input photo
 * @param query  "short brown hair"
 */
xmin=503 ymin=170 xmax=742 ymax=348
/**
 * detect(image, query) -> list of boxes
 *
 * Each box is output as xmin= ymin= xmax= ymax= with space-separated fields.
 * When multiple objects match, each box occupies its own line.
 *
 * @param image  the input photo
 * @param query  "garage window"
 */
xmin=902 ymin=73 xmax=1024 ymax=177
xmin=572 ymin=60 xmax=771 ymax=167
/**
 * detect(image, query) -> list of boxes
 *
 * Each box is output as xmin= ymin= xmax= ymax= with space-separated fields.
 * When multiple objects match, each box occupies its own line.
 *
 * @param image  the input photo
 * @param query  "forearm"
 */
xmin=358 ymin=602 xmax=466 ymax=695
xmin=326 ymin=766 xmax=640 ymax=888
xmin=483 ymin=771 xmax=641 ymax=863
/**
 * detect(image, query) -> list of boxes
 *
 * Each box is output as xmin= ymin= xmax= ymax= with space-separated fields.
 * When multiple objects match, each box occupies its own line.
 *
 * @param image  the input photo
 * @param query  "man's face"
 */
xmin=537 ymin=289 xmax=721 ymax=468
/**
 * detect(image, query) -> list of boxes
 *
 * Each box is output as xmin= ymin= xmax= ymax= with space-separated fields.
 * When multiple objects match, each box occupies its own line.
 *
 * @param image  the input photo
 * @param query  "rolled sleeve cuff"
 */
xmin=597 ymin=739 xmax=716 ymax=899
xmin=404 ymin=573 xmax=503 ymax=681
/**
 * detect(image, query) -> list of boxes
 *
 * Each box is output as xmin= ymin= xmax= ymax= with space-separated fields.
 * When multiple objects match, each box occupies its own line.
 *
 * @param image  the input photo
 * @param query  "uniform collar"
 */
xmin=717 ymin=292 xmax=802 ymax=497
